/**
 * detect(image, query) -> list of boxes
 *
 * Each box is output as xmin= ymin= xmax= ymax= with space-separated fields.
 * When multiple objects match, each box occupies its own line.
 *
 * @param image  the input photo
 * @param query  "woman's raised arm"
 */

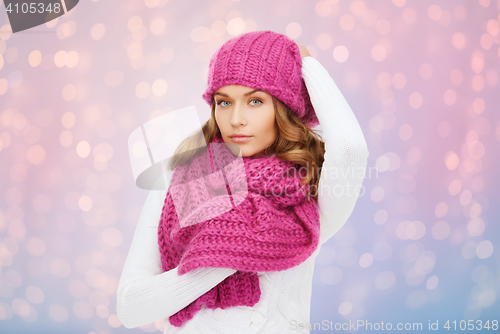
xmin=301 ymin=56 xmax=370 ymax=246
xmin=116 ymin=188 xmax=236 ymax=328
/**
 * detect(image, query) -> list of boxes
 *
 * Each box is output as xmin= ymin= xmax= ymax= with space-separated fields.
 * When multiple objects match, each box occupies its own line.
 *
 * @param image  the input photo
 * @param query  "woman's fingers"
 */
xmin=297 ymin=44 xmax=312 ymax=59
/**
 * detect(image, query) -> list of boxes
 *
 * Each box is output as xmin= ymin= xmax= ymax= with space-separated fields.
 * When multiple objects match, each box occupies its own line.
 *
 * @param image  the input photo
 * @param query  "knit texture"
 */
xmin=158 ymin=134 xmax=320 ymax=327
xmin=202 ymin=30 xmax=319 ymax=127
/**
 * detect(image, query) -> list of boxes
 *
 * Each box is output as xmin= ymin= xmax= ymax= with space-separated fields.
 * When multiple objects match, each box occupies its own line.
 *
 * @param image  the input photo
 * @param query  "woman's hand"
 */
xmin=297 ymin=44 xmax=312 ymax=59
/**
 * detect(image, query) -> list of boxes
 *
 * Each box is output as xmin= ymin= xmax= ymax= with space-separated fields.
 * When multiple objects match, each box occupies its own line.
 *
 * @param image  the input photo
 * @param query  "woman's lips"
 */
xmin=230 ymin=136 xmax=252 ymax=143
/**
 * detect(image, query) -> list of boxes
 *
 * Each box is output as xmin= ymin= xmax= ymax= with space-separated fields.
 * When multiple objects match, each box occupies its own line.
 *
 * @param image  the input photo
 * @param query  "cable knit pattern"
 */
xmin=158 ymin=134 xmax=320 ymax=327
xmin=202 ymin=30 xmax=319 ymax=127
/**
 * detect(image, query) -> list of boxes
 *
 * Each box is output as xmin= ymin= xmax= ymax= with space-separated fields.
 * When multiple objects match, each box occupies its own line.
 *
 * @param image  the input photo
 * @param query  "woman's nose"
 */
xmin=230 ymin=103 xmax=247 ymax=126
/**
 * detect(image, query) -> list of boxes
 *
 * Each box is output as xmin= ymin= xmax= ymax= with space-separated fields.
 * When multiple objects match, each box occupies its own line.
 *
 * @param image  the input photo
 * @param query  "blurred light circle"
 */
xmin=66 ymin=51 xmax=79 ymax=68
xmin=29 ymin=50 xmax=42 ymax=67
xmin=127 ymin=16 xmax=143 ymax=33
xmin=5 ymin=269 xmax=23 ymax=288
xmin=435 ymin=202 xmax=448 ymax=217
xmin=405 ymin=268 xmax=425 ymax=286
xmin=372 ymin=242 xmax=392 ymax=261
xmin=371 ymin=45 xmax=386 ymax=62
xmin=26 ymin=237 xmax=46 ymax=257
xmin=73 ymin=301 xmax=93 ymax=319
xmin=61 ymin=112 xmax=76 ymax=129
xmin=93 ymin=143 xmax=113 ymax=162
xmin=8 ymin=71 xmax=23 ymax=88
xmin=91 ymin=23 xmax=106 ymax=40
xmin=402 ymin=8 xmax=417 ymax=24
xmin=392 ymin=72 xmax=406 ymax=89
xmin=79 ymin=195 xmax=93 ymax=212
xmin=428 ymin=4 xmax=442 ymax=21
xmin=426 ymin=275 xmax=439 ymax=290
xmin=150 ymin=18 xmax=166 ymax=35
xmin=444 ymin=151 xmax=459 ymax=170
xmin=211 ymin=20 xmax=226 ymax=37
xmin=359 ymin=253 xmax=373 ymax=268
xmin=419 ymin=63 xmax=433 ymax=79
xmin=93 ymin=303 xmax=112 ymax=318
xmin=135 ymin=81 xmax=150 ymax=99
xmin=108 ymin=314 xmax=122 ymax=328
xmin=190 ymin=26 xmax=211 ymax=42
xmin=101 ymin=173 xmax=122 ymax=192
xmin=11 ymin=298 xmax=30 ymax=316
xmin=51 ymin=259 xmax=71 ymax=277
xmin=467 ymin=217 xmax=485 ymax=237
xmin=59 ymin=131 xmax=73 ymax=147
xmin=62 ymin=84 xmax=76 ymax=101
xmin=370 ymin=186 xmax=385 ymax=202
xmin=26 ymin=145 xmax=46 ymax=164
xmin=227 ymin=18 xmax=245 ymax=36
xmin=374 ymin=271 xmax=395 ymax=289
xmin=54 ymin=50 xmax=67 ymax=67
xmin=461 ymin=241 xmax=477 ymax=259
xmin=409 ymin=92 xmax=423 ymax=109
xmin=49 ymin=304 xmax=69 ymax=322
xmin=438 ymin=121 xmax=451 ymax=137
xmin=26 ymin=286 xmax=44 ymax=304
xmin=76 ymin=141 xmax=91 ymax=158
xmin=406 ymin=290 xmax=426 ymax=309
xmin=152 ymin=79 xmax=168 ymax=96
xmin=320 ymin=267 xmax=342 ymax=285
xmin=32 ymin=194 xmax=51 ymax=213
xmin=448 ymin=179 xmax=461 ymax=195
xmin=471 ymin=265 xmax=489 ymax=283
xmin=86 ymin=269 xmax=107 ymax=288
xmin=376 ymin=19 xmax=391 ymax=35
xmin=397 ymin=195 xmax=417 ymax=214
xmin=452 ymin=32 xmax=466 ymax=49
xmin=159 ymin=47 xmax=174 ymax=64
xmin=450 ymin=69 xmax=463 ymax=85
xmin=316 ymin=33 xmax=332 ymax=50
xmin=24 ymin=126 xmax=42 ymax=144
xmin=375 ymin=154 xmax=389 ymax=172
xmin=476 ymin=240 xmax=493 ymax=259
xmin=286 ymin=22 xmax=302 ymax=39
xmin=333 ymin=45 xmax=349 ymax=63
xmin=10 ymin=163 xmax=27 ymax=182
xmin=443 ymin=89 xmax=457 ymax=105
xmin=65 ymin=191 xmax=81 ymax=211
xmin=339 ymin=14 xmax=355 ymax=31
xmin=102 ymin=227 xmax=123 ymax=247
xmin=373 ymin=209 xmax=388 ymax=225
xmin=432 ymin=221 xmax=450 ymax=240
xmin=338 ymin=301 xmax=353 ymax=315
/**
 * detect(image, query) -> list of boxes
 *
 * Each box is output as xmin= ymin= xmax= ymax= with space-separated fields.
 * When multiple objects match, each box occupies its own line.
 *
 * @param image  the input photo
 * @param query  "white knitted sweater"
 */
xmin=117 ymin=56 xmax=370 ymax=334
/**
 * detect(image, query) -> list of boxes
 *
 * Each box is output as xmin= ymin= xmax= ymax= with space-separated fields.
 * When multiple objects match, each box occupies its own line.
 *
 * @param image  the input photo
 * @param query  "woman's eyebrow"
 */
xmin=214 ymin=89 xmax=263 ymax=97
xmin=244 ymin=89 xmax=263 ymax=96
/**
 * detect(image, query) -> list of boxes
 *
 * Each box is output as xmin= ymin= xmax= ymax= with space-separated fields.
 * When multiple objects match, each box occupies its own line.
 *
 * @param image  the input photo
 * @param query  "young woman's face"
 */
xmin=214 ymin=85 xmax=278 ymax=157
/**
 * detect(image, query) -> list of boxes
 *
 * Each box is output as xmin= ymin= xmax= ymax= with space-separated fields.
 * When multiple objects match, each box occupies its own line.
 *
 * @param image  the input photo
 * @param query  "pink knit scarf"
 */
xmin=158 ymin=134 xmax=320 ymax=327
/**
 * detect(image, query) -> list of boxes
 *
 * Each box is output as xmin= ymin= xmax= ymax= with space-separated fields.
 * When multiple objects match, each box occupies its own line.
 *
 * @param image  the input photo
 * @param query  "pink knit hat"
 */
xmin=202 ymin=30 xmax=319 ymax=127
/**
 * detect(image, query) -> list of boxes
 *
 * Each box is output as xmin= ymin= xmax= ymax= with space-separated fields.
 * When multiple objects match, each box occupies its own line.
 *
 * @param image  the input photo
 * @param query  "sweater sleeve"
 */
xmin=301 ymin=57 xmax=370 ymax=246
xmin=116 ymin=181 xmax=237 ymax=328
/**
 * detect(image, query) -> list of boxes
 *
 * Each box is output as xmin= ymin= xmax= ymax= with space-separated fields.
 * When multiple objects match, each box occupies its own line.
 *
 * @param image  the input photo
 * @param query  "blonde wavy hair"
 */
xmin=167 ymin=96 xmax=325 ymax=201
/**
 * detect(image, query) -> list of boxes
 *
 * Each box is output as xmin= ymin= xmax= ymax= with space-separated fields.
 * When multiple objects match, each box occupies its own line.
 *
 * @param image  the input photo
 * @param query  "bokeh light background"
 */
xmin=1 ymin=0 xmax=499 ymax=333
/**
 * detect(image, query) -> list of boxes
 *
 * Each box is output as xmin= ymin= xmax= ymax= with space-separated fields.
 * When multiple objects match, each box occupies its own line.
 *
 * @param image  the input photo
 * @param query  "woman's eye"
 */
xmin=249 ymin=99 xmax=262 ymax=106
xmin=217 ymin=100 xmax=230 ymax=107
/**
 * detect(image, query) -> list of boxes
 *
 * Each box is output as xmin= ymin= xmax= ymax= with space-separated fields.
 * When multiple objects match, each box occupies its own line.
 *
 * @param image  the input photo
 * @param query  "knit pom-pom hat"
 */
xmin=202 ymin=30 xmax=319 ymax=127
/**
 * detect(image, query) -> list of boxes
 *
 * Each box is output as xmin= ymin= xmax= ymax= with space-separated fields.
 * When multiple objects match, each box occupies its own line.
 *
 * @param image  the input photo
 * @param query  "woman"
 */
xmin=117 ymin=30 xmax=369 ymax=333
